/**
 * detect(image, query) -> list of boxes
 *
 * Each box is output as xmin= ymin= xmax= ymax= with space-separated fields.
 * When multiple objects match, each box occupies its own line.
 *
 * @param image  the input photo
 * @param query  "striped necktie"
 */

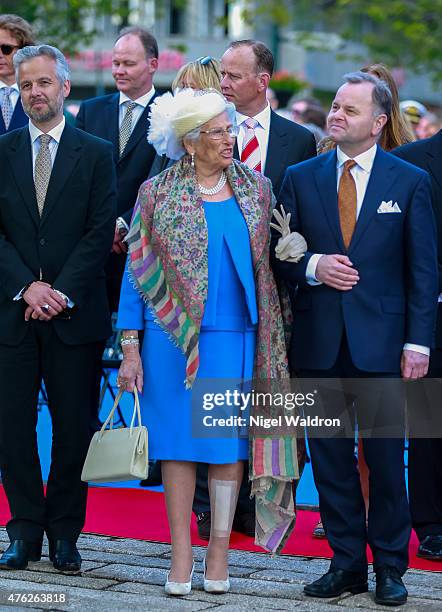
xmin=240 ymin=117 xmax=261 ymax=172
xmin=1 ymin=87 xmax=13 ymax=130
xmin=119 ymin=101 xmax=137 ymax=157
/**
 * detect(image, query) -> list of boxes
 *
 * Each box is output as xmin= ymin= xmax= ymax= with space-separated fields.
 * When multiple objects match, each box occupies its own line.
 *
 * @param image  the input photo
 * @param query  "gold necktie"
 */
xmin=338 ymin=159 xmax=357 ymax=249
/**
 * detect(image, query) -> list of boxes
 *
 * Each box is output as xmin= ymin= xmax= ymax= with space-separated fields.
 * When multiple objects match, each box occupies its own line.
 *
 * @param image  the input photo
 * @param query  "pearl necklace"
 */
xmin=198 ymin=171 xmax=227 ymax=196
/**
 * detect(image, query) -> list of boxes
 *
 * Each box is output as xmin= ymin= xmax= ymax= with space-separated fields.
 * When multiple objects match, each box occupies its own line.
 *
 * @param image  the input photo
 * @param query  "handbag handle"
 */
xmin=99 ymin=387 xmax=142 ymax=439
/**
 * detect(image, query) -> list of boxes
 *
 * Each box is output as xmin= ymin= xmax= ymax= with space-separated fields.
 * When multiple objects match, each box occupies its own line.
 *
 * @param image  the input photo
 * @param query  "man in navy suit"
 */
xmin=273 ymin=72 xmax=438 ymax=606
xmin=394 ymin=132 xmax=442 ymax=562
xmin=0 ymin=14 xmax=34 ymax=134
xmin=76 ymin=26 xmax=158 ymax=312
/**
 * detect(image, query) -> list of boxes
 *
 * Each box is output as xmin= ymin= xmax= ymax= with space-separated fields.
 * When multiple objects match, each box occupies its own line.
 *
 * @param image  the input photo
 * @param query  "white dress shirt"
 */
xmin=29 ymin=116 xmax=65 ymax=175
xmin=118 ymin=87 xmax=155 ymax=134
xmin=236 ymin=103 xmax=271 ymax=172
xmin=305 ymin=143 xmax=429 ymax=356
xmin=0 ymin=80 xmax=19 ymax=113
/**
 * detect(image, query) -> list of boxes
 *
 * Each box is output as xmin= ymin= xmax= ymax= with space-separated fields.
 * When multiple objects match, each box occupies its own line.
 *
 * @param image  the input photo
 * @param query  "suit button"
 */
xmin=39 ymin=238 xmax=46 ymax=246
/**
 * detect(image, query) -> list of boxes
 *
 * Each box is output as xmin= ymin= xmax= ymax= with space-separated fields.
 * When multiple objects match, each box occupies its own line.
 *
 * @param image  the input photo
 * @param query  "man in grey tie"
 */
xmin=76 ymin=26 xmax=159 ymax=312
xmin=0 ymin=44 xmax=116 ymax=572
xmin=0 ymin=14 xmax=34 ymax=134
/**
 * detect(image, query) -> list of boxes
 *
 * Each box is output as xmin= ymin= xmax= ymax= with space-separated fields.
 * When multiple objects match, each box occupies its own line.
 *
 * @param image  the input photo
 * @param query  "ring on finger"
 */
xmin=41 ymin=304 xmax=50 ymax=312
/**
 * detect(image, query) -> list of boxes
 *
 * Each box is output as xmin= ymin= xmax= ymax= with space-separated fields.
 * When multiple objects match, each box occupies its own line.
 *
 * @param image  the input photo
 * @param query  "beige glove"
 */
xmin=271 ymin=205 xmax=307 ymax=263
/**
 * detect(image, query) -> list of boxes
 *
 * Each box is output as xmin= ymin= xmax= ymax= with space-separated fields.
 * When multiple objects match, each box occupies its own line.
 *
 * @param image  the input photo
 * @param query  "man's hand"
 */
xmin=316 ymin=254 xmax=359 ymax=291
xmin=23 ymin=281 xmax=66 ymax=321
xmin=401 ymin=349 xmax=429 ymax=380
xmin=111 ymin=224 xmax=128 ymax=254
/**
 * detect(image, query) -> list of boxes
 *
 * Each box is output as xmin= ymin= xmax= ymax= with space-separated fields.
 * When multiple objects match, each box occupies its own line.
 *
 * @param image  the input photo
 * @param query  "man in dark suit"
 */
xmin=76 ymin=26 xmax=158 ymax=312
xmin=272 ymin=72 xmax=438 ymax=605
xmin=0 ymin=14 xmax=34 ymax=134
xmin=0 ymin=44 xmax=116 ymax=572
xmin=394 ymin=131 xmax=442 ymax=562
xmin=221 ymin=39 xmax=317 ymax=197
xmin=191 ymin=39 xmax=317 ymax=539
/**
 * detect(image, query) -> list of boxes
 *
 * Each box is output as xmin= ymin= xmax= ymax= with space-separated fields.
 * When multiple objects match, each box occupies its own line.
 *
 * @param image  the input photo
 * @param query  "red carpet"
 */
xmin=1 ymin=486 xmax=440 ymax=572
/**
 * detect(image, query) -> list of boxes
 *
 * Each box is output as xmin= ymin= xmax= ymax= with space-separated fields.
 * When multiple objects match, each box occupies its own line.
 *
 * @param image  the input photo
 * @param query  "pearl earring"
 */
xmin=191 ymin=153 xmax=195 ymax=168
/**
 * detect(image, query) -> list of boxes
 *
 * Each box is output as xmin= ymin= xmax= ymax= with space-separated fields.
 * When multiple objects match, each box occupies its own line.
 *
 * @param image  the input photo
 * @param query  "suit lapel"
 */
xmin=118 ymin=93 xmax=157 ymax=163
xmin=349 ymin=148 xmax=396 ymax=253
xmin=425 ymin=131 xmax=442 ymax=191
xmin=314 ymin=151 xmax=345 ymax=251
xmin=7 ymin=128 xmax=40 ymax=227
xmin=104 ymin=94 xmax=120 ymax=160
xmin=40 ymin=124 xmax=82 ymax=227
xmin=265 ymin=111 xmax=288 ymax=187
xmin=9 ymin=98 xmax=27 ymax=131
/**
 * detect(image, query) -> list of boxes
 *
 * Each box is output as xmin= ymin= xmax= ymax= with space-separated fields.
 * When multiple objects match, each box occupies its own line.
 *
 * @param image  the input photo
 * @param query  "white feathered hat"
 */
xmin=148 ymin=88 xmax=229 ymax=160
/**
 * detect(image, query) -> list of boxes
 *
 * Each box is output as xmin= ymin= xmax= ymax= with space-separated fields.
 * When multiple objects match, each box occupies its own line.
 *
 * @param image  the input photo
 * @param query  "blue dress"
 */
xmin=117 ymin=196 xmax=258 ymax=463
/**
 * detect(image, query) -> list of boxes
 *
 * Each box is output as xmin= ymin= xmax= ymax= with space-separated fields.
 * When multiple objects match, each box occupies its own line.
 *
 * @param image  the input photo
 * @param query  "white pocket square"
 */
xmin=377 ymin=200 xmax=401 ymax=213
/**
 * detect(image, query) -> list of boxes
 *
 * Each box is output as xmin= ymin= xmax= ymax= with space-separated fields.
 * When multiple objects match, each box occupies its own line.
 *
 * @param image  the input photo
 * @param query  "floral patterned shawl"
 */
xmin=125 ymin=155 xmax=298 ymax=553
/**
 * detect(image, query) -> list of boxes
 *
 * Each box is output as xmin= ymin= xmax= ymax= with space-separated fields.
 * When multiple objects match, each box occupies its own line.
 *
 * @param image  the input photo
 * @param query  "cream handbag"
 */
xmin=81 ymin=387 xmax=148 ymax=483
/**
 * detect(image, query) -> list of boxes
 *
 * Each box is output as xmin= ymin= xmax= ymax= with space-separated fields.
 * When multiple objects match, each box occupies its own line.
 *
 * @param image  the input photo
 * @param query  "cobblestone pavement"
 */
xmin=0 ymin=528 xmax=441 ymax=611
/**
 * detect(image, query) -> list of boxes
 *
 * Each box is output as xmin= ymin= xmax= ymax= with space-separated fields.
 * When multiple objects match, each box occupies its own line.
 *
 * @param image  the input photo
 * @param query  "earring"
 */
xmin=191 ymin=153 xmax=195 ymax=168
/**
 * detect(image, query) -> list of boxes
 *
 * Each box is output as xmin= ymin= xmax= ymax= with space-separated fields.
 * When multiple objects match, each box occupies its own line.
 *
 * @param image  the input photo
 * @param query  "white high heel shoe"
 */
xmin=203 ymin=556 xmax=230 ymax=593
xmin=164 ymin=561 xmax=195 ymax=596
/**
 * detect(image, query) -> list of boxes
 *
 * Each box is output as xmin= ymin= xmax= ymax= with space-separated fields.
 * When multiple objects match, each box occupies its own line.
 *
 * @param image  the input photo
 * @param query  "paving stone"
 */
xmin=248 ymin=568 xmax=323 ymax=584
xmin=108 ymin=580 xmax=298 ymax=609
xmin=86 ymin=563 xmax=167 ymax=585
xmin=1 ymin=528 xmax=441 ymax=611
xmin=0 ymin=576 xmax=212 ymax=611
xmin=0 ymin=568 xmax=117 ymax=590
xmin=337 ymin=592 xmax=442 ymax=610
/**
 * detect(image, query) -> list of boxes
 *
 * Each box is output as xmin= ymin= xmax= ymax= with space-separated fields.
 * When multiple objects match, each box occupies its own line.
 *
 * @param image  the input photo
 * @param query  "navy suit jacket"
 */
xmin=394 ymin=130 xmax=442 ymax=348
xmin=273 ymin=146 xmax=439 ymax=373
xmin=0 ymin=96 xmax=28 ymax=134
xmin=76 ymin=92 xmax=157 ymax=224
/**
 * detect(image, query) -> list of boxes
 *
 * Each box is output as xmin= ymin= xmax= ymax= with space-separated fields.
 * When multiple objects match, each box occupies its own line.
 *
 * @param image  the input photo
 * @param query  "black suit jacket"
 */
xmin=394 ymin=130 xmax=442 ymax=347
xmin=76 ymin=92 xmax=157 ymax=224
xmin=234 ymin=110 xmax=317 ymax=196
xmin=0 ymin=123 xmax=116 ymax=345
xmin=0 ymin=96 xmax=28 ymax=135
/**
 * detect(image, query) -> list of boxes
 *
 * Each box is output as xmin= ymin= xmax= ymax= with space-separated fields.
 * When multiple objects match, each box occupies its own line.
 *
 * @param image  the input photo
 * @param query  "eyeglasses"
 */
xmin=0 ymin=44 xmax=20 ymax=56
xmin=197 ymin=56 xmax=214 ymax=66
xmin=199 ymin=126 xmax=240 ymax=140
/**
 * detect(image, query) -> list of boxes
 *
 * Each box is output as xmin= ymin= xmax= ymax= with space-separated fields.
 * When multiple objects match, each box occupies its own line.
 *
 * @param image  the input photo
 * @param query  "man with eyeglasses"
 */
xmin=0 ymin=14 xmax=34 ymax=135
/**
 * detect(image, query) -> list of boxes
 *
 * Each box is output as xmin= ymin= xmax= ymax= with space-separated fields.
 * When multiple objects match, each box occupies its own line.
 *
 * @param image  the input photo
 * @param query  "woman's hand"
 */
xmin=117 ymin=350 xmax=144 ymax=393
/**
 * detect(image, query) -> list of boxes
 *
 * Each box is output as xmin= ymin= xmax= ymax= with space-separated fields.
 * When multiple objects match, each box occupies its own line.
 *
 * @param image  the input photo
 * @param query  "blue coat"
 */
xmin=273 ymin=146 xmax=439 ymax=373
xmin=0 ymin=97 xmax=27 ymax=134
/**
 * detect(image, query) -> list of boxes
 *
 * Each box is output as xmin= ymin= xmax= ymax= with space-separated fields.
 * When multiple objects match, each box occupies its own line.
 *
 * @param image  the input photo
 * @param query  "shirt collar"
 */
xmin=28 ymin=116 xmax=66 ymax=145
xmin=0 ymin=79 xmax=19 ymax=92
xmin=336 ymin=143 xmax=378 ymax=173
xmin=236 ymin=103 xmax=271 ymax=130
xmin=119 ymin=86 xmax=155 ymax=108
